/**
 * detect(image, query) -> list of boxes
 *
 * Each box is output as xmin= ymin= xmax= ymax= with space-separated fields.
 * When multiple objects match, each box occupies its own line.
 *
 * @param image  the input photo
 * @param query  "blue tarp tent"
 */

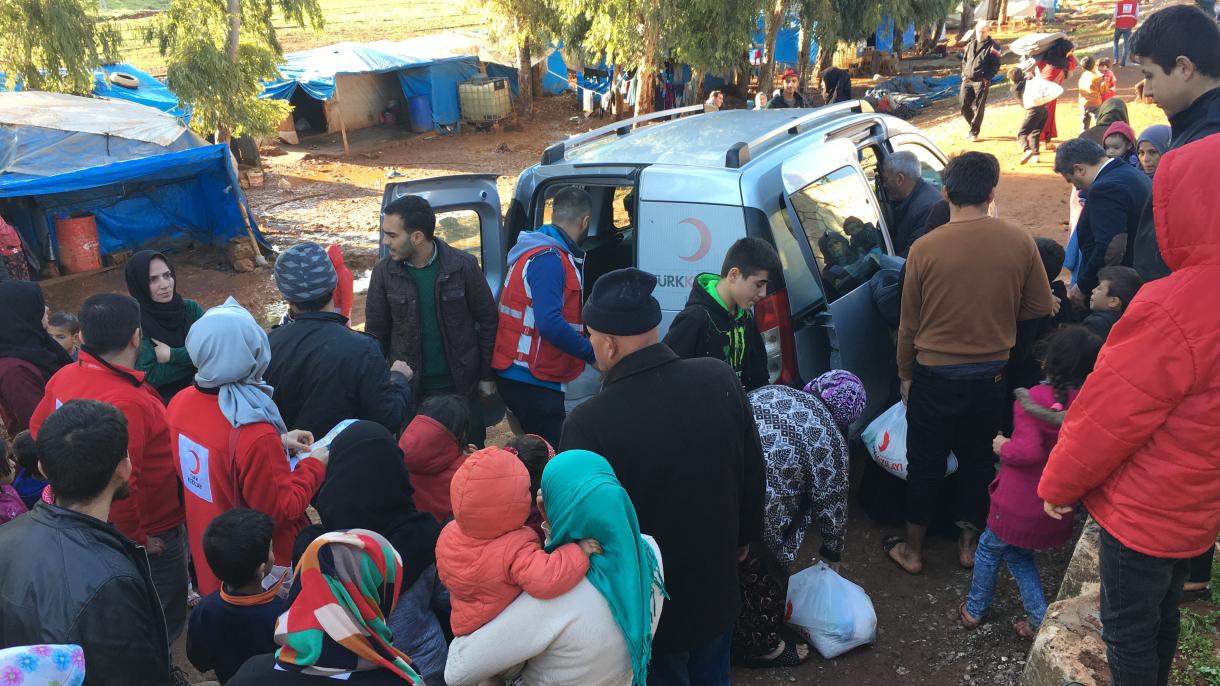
xmin=261 ymin=42 xmax=479 ymax=132
xmin=0 ymin=92 xmax=263 ymax=268
xmin=753 ymin=15 xmax=916 ymax=67
xmin=93 ymin=64 xmax=190 ymax=120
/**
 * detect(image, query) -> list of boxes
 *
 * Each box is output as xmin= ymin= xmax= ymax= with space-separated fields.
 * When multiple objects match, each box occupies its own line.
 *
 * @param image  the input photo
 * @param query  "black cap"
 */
xmin=582 ymin=268 xmax=662 ymax=336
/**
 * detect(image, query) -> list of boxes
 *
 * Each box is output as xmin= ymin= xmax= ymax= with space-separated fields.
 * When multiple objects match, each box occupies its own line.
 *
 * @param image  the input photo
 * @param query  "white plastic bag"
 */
xmin=1023 ymin=77 xmax=1063 ymax=108
xmin=861 ymin=401 xmax=959 ymax=480
xmin=784 ymin=562 xmax=877 ymax=658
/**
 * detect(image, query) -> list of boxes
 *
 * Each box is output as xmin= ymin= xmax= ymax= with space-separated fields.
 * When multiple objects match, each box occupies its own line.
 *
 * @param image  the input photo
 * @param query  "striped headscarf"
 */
xmin=275 ymin=529 xmax=421 ymax=683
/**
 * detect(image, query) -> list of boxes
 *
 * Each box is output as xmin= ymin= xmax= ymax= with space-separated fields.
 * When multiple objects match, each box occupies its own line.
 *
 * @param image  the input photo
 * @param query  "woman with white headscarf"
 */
xmin=166 ymin=297 xmax=328 ymax=596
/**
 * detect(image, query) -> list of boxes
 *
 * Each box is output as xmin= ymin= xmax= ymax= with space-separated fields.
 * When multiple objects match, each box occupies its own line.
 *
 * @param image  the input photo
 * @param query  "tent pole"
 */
xmin=333 ymin=77 xmax=351 ymax=156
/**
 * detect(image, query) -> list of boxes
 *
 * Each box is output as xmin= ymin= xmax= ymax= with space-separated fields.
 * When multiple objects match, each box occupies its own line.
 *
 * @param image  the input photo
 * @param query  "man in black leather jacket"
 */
xmin=0 ymin=400 xmax=173 ymax=686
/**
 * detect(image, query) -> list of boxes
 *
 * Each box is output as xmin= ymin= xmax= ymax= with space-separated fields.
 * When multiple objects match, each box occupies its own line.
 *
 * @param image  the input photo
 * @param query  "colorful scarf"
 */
xmin=0 ymin=644 xmax=85 ymax=686
xmin=542 ymin=450 xmax=666 ymax=685
xmin=275 ymin=529 xmax=421 ymax=683
xmin=803 ymin=369 xmax=867 ymax=430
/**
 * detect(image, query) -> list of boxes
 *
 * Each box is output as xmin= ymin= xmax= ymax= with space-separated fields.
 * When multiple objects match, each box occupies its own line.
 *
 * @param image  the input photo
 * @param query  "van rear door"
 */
xmin=779 ymin=139 xmax=899 ymax=428
xmin=380 ymin=174 xmax=503 ymax=294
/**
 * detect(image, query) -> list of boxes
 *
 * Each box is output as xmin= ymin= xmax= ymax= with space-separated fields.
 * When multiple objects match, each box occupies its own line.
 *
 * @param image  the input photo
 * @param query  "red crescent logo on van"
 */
xmin=679 ymin=218 xmax=711 ymax=262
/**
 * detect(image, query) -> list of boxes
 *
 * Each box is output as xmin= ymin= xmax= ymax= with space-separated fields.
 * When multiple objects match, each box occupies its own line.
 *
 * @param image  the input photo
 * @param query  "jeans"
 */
xmin=1113 ymin=28 xmax=1132 ymax=66
xmin=1019 ymin=106 xmax=1049 ymax=153
xmin=966 ymin=528 xmax=1049 ymax=627
xmin=648 ymin=625 xmax=733 ymax=686
xmin=1099 ymin=527 xmax=1190 ymax=686
xmin=388 ymin=565 xmax=449 ymax=686
xmin=905 ymin=365 xmax=1006 ymax=530
xmin=1189 ymin=546 xmax=1215 ymax=584
xmin=960 ymin=80 xmax=991 ymax=137
xmin=148 ymin=524 xmax=188 ymax=643
xmin=496 ymin=376 xmax=566 ymax=447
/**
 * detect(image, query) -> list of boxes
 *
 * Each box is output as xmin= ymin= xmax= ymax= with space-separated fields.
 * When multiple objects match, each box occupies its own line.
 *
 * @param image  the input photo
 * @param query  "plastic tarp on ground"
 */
xmin=261 ymin=41 xmax=480 ymax=128
xmin=0 ymin=144 xmax=264 ymax=256
xmin=93 ymin=64 xmax=190 ymax=120
xmin=0 ymin=92 xmax=205 ymax=179
xmin=864 ymin=73 xmax=1005 ymax=110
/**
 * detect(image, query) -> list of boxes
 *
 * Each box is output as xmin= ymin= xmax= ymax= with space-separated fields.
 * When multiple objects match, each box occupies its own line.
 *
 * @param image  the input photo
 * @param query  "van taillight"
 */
xmin=754 ymin=289 xmax=799 ymax=385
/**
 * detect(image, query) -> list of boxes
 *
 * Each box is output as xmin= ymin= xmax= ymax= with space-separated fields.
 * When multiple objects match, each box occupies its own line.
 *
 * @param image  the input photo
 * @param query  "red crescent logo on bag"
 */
xmin=678 ymin=218 xmax=712 ymax=262
xmin=878 ymin=432 xmax=890 ymax=453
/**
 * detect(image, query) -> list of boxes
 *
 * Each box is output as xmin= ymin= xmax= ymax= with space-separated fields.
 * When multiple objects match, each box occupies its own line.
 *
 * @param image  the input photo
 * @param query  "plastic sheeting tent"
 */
xmin=261 ymin=41 xmax=480 ymax=132
xmin=753 ymin=16 xmax=916 ymax=67
xmin=93 ymin=64 xmax=191 ymax=120
xmin=0 ymin=92 xmax=264 ymax=267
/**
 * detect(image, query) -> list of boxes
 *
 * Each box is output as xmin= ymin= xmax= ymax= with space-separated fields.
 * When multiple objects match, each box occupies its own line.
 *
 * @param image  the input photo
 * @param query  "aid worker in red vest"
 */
xmin=1114 ymin=0 xmax=1138 ymax=67
xmin=493 ymin=187 xmax=597 ymax=447
xmin=29 ymin=293 xmax=189 ymax=642
xmin=166 ymin=297 xmax=326 ymax=596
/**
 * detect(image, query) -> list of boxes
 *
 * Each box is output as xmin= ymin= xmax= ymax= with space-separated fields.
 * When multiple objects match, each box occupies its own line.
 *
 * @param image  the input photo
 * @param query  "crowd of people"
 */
xmin=0 ymin=4 xmax=1217 ymax=686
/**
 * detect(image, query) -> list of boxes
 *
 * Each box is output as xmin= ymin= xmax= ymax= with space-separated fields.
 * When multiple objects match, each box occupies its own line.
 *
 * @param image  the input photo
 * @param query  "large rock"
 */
xmin=1057 ymin=518 xmax=1101 ymax=602
xmin=1019 ymin=589 xmax=1109 ymax=686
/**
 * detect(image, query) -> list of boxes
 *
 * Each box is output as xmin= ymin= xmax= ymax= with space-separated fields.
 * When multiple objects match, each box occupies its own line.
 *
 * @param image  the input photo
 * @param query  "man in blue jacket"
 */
xmin=1054 ymin=138 xmax=1151 ymax=306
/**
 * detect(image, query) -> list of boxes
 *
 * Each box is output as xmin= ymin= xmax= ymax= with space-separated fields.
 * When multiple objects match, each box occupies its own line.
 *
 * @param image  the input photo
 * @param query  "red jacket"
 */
xmin=0 ymin=357 xmax=44 ymax=437
xmin=167 ymin=387 xmax=325 ymax=594
xmin=30 ymin=351 xmax=185 ymax=544
xmin=326 ymin=244 xmax=355 ymax=320
xmin=400 ymin=414 xmax=466 ymax=523
xmin=1039 ymin=135 xmax=1220 ymax=559
xmin=1114 ymin=0 xmax=1138 ymax=30
xmin=435 ymin=448 xmax=587 ymax=636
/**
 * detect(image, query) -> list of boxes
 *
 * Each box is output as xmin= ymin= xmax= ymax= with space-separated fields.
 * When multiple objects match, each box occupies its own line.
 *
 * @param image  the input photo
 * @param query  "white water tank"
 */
xmin=459 ymin=76 xmax=512 ymax=124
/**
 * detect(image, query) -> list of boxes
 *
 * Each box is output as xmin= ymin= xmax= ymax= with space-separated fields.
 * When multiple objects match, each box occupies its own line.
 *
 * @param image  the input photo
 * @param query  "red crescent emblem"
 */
xmin=878 ymin=432 xmax=890 ymax=453
xmin=188 ymin=449 xmax=202 ymax=475
xmin=678 ymin=218 xmax=712 ymax=263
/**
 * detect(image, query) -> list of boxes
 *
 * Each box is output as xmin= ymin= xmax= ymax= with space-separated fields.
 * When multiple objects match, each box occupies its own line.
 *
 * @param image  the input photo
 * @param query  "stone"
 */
xmin=1018 ymin=589 xmax=1108 ymax=686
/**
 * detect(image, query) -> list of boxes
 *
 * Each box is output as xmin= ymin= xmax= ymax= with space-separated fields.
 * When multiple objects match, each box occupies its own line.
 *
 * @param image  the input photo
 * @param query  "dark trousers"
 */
xmin=1189 ymin=547 xmax=1215 ymax=584
xmin=905 ymin=366 xmax=1006 ymax=530
xmin=649 ymin=625 xmax=733 ymax=686
xmin=148 ymin=524 xmax=188 ymax=643
xmin=960 ymin=80 xmax=991 ymax=136
xmin=1018 ymin=106 xmax=1049 ymax=153
xmin=731 ymin=546 xmax=787 ymax=660
xmin=1099 ymin=527 xmax=1190 ymax=686
xmin=496 ymin=376 xmax=566 ymax=447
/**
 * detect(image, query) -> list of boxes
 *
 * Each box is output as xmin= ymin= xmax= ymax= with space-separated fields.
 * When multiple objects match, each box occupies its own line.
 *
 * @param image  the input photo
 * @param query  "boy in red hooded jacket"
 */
xmin=1039 ymin=135 xmax=1220 ymax=686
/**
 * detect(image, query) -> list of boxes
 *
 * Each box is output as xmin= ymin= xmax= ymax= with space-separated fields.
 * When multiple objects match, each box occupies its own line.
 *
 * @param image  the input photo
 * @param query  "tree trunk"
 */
xmin=998 ymin=0 xmax=1009 ymax=25
xmin=760 ymin=0 xmax=785 ymax=100
xmin=690 ymin=69 xmax=704 ymax=106
xmin=515 ymin=31 xmax=534 ymax=117
xmin=225 ymin=0 xmax=240 ymax=62
xmin=815 ymin=32 xmax=837 ymax=72
xmin=796 ymin=3 xmax=814 ymax=102
xmin=634 ymin=12 xmax=662 ymax=117
xmin=958 ymin=1 xmax=975 ymax=39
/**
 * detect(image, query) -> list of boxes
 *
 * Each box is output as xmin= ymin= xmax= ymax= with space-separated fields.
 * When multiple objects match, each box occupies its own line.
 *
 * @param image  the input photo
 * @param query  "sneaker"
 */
xmin=1020 ymin=150 xmax=1034 ymax=165
xmin=1031 ymin=154 xmax=1040 ymax=164
xmin=967 ymin=132 xmax=977 ymax=142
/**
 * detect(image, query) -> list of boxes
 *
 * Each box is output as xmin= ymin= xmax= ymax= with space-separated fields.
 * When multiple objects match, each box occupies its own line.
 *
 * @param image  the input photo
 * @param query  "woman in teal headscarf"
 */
xmin=444 ymin=449 xmax=666 ymax=686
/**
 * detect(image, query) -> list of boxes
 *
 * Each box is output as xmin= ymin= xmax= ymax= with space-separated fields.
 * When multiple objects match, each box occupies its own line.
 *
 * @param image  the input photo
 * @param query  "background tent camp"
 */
xmin=383 ymin=31 xmax=570 ymax=98
xmin=261 ymin=41 xmax=480 ymax=138
xmin=0 ymin=92 xmax=264 ymax=275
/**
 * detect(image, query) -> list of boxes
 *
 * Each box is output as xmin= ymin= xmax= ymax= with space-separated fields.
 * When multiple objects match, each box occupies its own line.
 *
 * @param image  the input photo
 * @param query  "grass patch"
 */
xmin=1173 ymin=608 xmax=1220 ymax=686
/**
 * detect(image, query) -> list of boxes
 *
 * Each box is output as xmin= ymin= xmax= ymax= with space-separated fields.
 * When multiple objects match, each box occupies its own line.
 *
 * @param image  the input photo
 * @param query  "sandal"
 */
xmin=1013 ymin=618 xmax=1036 ymax=638
xmin=959 ymin=600 xmax=981 ymax=629
xmin=741 ymin=640 xmax=810 ymax=669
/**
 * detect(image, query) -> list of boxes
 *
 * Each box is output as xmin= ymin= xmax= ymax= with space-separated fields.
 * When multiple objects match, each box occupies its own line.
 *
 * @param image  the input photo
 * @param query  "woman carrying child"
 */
xmin=961 ymin=326 xmax=1103 ymax=636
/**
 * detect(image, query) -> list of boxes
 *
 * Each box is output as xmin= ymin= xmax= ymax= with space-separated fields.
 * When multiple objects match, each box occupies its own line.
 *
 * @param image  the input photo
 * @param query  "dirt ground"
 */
xmin=35 ymin=9 xmax=1198 ymax=685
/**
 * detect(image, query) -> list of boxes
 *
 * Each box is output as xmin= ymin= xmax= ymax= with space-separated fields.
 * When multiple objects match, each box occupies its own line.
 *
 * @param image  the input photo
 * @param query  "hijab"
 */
xmin=1096 ymin=97 xmax=1129 ymax=128
xmin=186 ymin=297 xmax=286 ymax=433
xmin=1137 ymin=125 xmax=1172 ymax=167
xmin=313 ymin=420 xmax=441 ymax=587
xmin=0 ymin=281 xmax=73 ymax=380
xmin=124 ymin=250 xmax=189 ymax=347
xmin=542 ymin=450 xmax=666 ymax=685
xmin=803 ymin=369 xmax=867 ymax=430
xmin=275 ymin=529 xmax=422 ymax=683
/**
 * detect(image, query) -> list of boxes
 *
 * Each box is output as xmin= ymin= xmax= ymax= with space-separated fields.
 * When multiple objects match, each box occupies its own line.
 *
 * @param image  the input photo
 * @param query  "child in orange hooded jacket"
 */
xmin=435 ymin=447 xmax=601 ymax=635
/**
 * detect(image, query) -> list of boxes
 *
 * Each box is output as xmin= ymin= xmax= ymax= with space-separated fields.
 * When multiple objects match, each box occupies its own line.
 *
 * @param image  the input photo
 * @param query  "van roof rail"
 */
xmin=724 ymin=99 xmax=874 ymax=169
xmin=540 ymin=104 xmax=706 ymax=165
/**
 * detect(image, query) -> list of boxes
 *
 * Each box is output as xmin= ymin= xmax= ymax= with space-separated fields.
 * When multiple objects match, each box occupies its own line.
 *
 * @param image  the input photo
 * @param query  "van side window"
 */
xmin=788 ymin=166 xmax=886 ymax=302
xmin=536 ymin=183 xmax=636 ymax=299
xmin=895 ymin=142 xmax=945 ymax=190
xmin=767 ymin=207 xmax=824 ymax=313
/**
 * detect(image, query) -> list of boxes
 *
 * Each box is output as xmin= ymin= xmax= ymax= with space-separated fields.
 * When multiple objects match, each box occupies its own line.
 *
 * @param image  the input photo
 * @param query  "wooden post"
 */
xmin=332 ymin=76 xmax=350 ymax=157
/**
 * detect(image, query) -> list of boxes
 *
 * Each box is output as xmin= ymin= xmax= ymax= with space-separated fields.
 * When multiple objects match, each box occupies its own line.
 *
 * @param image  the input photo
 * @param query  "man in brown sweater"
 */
xmin=886 ymin=151 xmax=1055 ymax=575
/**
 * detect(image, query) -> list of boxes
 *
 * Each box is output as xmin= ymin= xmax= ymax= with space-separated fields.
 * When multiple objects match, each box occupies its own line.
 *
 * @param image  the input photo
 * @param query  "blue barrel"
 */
xmin=407 ymin=95 xmax=432 ymax=133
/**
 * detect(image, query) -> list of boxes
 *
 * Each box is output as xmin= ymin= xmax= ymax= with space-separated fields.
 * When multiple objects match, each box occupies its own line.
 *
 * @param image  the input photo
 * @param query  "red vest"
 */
xmin=1115 ymin=1 xmax=1138 ymax=29
xmin=492 ymin=245 xmax=586 ymax=383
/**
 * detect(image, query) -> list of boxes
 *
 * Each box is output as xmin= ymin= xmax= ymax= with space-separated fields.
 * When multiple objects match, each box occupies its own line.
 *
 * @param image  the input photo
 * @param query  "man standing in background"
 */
xmin=959 ymin=20 xmax=1002 ymax=141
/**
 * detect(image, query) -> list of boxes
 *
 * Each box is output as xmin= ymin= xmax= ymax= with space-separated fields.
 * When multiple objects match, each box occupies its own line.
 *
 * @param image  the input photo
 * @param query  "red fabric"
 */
xmin=435 ymin=447 xmax=588 ymax=635
xmin=326 ymin=244 xmax=355 ymax=320
xmin=0 ymin=357 xmax=44 ymax=438
xmin=989 ymin=385 xmax=1077 ymax=550
xmin=492 ymin=246 xmax=586 ymax=383
xmin=399 ymin=414 xmax=466 ymax=523
xmin=1114 ymin=0 xmax=1138 ymax=29
xmin=1038 ymin=61 xmax=1070 ymax=141
xmin=166 ymin=387 xmax=325 ymax=594
xmin=1101 ymin=70 xmax=1117 ymax=101
xmin=29 ymin=352 xmax=185 ymax=542
xmin=1104 ymin=121 xmax=1137 ymax=148
xmin=1039 ymin=136 xmax=1220 ymax=559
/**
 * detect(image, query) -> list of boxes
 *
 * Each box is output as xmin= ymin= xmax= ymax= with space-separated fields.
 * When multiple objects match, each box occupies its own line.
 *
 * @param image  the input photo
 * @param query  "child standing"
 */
xmin=1077 ymin=57 xmax=1105 ymax=131
xmin=1098 ymin=58 xmax=1118 ymax=100
xmin=1102 ymin=121 xmax=1139 ymax=167
xmin=1083 ymin=266 xmax=1143 ymax=340
xmin=1010 ymin=67 xmax=1050 ymax=165
xmin=663 ymin=237 xmax=781 ymax=391
xmin=435 ymin=447 xmax=601 ymax=636
xmin=187 ymin=508 xmax=288 ymax=685
xmin=9 ymin=430 xmax=48 ymax=510
xmin=45 ymin=312 xmax=80 ymax=360
xmin=0 ymin=438 xmax=28 ymax=525
xmin=400 ymin=394 xmax=471 ymax=523
xmin=962 ymin=326 xmax=1104 ymax=637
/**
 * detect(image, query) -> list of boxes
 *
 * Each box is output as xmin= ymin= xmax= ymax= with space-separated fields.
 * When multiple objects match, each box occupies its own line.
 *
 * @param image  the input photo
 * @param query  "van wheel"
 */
xmin=108 ymin=72 xmax=140 ymax=89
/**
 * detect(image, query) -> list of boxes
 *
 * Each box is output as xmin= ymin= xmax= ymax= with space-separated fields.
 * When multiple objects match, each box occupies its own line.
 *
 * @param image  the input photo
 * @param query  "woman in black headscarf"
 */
xmin=124 ymin=250 xmax=204 ymax=402
xmin=292 ymin=421 xmax=447 ymax=685
xmin=0 ymin=281 xmax=73 ymax=436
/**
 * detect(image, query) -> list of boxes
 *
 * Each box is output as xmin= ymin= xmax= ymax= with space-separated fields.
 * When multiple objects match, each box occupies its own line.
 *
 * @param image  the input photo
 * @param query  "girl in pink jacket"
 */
xmin=961 ymin=326 xmax=1103 ymax=637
